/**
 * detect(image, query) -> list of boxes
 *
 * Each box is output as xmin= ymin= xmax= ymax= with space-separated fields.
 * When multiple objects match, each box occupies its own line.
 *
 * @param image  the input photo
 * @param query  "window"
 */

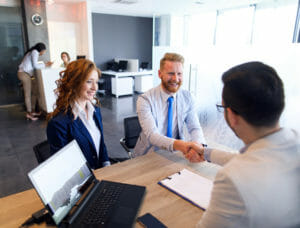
xmin=215 ymin=6 xmax=255 ymax=45
xmin=187 ymin=12 xmax=217 ymax=47
xmin=253 ymin=3 xmax=298 ymax=44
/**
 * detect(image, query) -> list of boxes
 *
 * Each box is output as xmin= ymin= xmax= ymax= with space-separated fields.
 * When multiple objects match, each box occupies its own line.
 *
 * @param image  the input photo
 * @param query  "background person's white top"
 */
xmin=18 ymin=49 xmax=45 ymax=76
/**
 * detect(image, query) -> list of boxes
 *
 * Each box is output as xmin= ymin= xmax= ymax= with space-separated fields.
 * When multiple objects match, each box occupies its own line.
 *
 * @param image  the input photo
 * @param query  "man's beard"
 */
xmin=224 ymin=109 xmax=239 ymax=139
xmin=161 ymin=79 xmax=182 ymax=93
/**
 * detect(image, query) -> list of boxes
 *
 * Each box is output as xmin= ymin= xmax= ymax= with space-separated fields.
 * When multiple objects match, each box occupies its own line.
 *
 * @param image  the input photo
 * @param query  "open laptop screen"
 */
xmin=28 ymin=140 xmax=93 ymax=225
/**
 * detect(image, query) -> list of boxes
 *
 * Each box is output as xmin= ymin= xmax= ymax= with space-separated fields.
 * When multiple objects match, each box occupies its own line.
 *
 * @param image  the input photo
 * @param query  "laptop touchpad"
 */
xmin=111 ymin=206 xmax=135 ymax=224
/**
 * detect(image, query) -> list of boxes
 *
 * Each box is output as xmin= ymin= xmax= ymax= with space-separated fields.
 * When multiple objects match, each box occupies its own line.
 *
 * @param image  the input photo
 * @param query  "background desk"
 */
xmin=0 ymin=151 xmax=220 ymax=228
xmin=101 ymin=70 xmax=153 ymax=97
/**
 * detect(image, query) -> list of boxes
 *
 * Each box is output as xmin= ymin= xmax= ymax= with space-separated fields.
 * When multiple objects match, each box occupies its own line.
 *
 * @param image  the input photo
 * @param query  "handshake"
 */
xmin=173 ymin=140 xmax=206 ymax=163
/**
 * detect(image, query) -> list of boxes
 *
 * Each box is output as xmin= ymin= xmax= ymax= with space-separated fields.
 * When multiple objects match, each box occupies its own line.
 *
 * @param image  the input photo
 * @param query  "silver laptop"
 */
xmin=28 ymin=140 xmax=146 ymax=227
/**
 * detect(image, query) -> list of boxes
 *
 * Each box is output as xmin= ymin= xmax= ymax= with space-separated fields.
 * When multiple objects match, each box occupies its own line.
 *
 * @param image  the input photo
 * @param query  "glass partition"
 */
xmin=153 ymin=0 xmax=300 ymax=150
xmin=0 ymin=6 xmax=25 ymax=105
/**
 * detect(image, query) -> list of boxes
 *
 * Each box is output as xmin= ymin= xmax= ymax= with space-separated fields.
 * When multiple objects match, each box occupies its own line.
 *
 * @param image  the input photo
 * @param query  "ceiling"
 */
xmin=86 ymin=0 xmax=285 ymax=17
xmin=0 ymin=0 xmax=291 ymax=17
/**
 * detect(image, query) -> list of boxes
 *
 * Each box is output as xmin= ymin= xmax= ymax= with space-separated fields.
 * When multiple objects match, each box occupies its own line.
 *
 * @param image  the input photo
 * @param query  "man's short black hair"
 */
xmin=222 ymin=61 xmax=285 ymax=127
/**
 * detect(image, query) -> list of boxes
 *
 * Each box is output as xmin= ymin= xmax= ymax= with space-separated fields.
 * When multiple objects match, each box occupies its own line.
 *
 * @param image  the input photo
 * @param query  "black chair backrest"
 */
xmin=34 ymin=140 xmax=126 ymax=165
xmin=124 ymin=116 xmax=141 ymax=148
xmin=33 ymin=140 xmax=51 ymax=164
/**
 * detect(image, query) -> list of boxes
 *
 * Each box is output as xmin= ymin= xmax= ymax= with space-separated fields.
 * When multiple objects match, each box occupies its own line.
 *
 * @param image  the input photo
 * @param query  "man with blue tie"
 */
xmin=134 ymin=53 xmax=206 ymax=156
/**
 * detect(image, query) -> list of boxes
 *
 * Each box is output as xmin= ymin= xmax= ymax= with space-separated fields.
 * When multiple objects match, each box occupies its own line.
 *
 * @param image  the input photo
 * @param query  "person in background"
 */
xmin=47 ymin=59 xmax=110 ymax=169
xmin=185 ymin=62 xmax=300 ymax=228
xmin=134 ymin=52 xmax=206 ymax=157
xmin=60 ymin=51 xmax=70 ymax=68
xmin=18 ymin=42 xmax=53 ymax=121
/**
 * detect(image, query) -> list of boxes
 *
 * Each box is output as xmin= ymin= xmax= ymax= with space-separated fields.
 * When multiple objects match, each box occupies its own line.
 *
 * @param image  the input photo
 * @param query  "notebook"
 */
xmin=158 ymin=169 xmax=213 ymax=210
xmin=28 ymin=140 xmax=146 ymax=227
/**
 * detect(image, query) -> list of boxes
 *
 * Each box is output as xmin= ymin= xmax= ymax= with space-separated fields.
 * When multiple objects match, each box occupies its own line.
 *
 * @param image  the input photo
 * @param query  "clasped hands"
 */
xmin=173 ymin=140 xmax=205 ymax=163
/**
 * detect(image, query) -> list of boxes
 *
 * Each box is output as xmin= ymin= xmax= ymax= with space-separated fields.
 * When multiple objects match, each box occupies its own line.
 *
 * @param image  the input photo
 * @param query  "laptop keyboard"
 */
xmin=83 ymin=182 xmax=125 ymax=225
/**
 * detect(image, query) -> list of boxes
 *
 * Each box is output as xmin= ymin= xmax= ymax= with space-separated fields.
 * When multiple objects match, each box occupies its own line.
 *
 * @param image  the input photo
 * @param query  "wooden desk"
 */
xmin=0 ymin=151 xmax=219 ymax=228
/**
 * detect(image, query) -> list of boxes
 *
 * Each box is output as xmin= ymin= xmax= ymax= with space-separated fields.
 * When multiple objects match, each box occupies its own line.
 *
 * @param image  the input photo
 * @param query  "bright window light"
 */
xmin=187 ymin=12 xmax=217 ymax=47
xmin=215 ymin=6 xmax=255 ymax=45
xmin=252 ymin=4 xmax=298 ymax=44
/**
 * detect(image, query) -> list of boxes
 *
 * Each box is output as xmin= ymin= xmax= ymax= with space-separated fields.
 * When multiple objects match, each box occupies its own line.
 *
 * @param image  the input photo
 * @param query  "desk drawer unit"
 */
xmin=111 ymin=77 xmax=133 ymax=97
xmin=134 ymin=75 xmax=153 ymax=93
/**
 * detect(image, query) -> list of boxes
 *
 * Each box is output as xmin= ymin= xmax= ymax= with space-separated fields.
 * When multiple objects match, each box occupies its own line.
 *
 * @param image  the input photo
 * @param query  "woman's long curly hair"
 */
xmin=48 ymin=59 xmax=101 ymax=120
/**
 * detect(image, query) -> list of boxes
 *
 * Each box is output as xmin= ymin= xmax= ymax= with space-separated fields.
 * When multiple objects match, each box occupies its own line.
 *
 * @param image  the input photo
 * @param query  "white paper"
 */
xmin=159 ymin=169 xmax=213 ymax=209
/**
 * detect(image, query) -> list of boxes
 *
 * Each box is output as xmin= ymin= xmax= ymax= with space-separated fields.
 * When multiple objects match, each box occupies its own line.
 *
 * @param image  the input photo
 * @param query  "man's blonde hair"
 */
xmin=160 ymin=52 xmax=184 ymax=70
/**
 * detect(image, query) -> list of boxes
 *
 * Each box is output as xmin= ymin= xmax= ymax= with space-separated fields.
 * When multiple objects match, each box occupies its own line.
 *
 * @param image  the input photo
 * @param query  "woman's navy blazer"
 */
xmin=46 ymin=106 xmax=109 ymax=169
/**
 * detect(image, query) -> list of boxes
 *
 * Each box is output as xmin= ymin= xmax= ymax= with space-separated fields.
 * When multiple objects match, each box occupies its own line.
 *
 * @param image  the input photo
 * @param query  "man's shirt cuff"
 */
xmin=169 ymin=138 xmax=176 ymax=151
xmin=204 ymin=148 xmax=212 ymax=162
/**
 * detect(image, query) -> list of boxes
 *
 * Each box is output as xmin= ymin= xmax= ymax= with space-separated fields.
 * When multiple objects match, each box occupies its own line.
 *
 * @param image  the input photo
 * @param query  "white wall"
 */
xmin=46 ymin=2 xmax=91 ymax=67
xmin=47 ymin=21 xmax=78 ymax=67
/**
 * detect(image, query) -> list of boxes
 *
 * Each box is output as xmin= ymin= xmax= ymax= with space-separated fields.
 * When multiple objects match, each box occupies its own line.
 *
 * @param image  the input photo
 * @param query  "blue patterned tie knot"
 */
xmin=167 ymin=96 xmax=174 ymax=138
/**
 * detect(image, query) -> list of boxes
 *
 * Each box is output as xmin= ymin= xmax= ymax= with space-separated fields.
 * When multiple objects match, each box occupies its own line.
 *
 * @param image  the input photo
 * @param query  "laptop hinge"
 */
xmin=61 ymin=179 xmax=100 ymax=225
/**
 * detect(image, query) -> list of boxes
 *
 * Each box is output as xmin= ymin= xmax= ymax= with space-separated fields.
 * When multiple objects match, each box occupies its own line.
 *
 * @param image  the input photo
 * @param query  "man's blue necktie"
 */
xmin=167 ymin=96 xmax=174 ymax=138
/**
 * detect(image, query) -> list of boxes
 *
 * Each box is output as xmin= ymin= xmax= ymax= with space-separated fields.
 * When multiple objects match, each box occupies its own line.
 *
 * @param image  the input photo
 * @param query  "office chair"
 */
xmin=33 ymin=140 xmax=52 ymax=164
xmin=120 ymin=116 xmax=141 ymax=158
xmin=33 ymin=140 xmax=126 ymax=165
xmin=97 ymin=78 xmax=106 ymax=96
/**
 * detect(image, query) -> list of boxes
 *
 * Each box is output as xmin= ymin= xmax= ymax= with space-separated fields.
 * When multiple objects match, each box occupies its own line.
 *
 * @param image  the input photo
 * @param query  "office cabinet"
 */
xmin=111 ymin=77 xmax=133 ymax=97
xmin=134 ymin=74 xmax=153 ymax=93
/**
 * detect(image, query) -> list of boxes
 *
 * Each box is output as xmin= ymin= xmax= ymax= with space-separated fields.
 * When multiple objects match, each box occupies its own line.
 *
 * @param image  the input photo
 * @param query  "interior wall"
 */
xmin=92 ymin=13 xmax=153 ymax=70
xmin=46 ymin=2 xmax=89 ymax=68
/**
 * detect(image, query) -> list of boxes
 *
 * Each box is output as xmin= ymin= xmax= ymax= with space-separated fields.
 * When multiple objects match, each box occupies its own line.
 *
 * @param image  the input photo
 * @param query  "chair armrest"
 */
xmin=109 ymin=157 xmax=129 ymax=164
xmin=120 ymin=138 xmax=131 ymax=152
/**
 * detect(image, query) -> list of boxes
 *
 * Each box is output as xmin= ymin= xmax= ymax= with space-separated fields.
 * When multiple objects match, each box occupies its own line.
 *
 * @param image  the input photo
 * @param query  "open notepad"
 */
xmin=158 ymin=169 xmax=213 ymax=210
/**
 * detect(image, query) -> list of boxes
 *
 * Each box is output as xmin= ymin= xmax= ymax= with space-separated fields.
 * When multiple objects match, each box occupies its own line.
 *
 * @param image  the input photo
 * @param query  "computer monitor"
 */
xmin=76 ymin=55 xmax=86 ymax=60
xmin=118 ymin=60 xmax=128 ymax=72
xmin=114 ymin=58 xmax=138 ymax=72
xmin=141 ymin=62 xmax=149 ymax=69
xmin=112 ymin=62 xmax=119 ymax=71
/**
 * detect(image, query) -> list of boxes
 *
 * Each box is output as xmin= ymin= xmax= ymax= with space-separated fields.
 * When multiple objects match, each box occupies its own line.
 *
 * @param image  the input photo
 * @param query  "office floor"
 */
xmin=0 ymin=94 xmax=138 ymax=198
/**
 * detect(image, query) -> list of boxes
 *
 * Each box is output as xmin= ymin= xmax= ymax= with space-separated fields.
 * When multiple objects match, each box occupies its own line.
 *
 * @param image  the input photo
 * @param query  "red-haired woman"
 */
xmin=47 ymin=59 xmax=110 ymax=169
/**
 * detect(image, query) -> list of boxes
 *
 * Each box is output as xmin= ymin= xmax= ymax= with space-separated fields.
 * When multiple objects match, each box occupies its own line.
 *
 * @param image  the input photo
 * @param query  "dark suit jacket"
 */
xmin=46 ymin=106 xmax=109 ymax=169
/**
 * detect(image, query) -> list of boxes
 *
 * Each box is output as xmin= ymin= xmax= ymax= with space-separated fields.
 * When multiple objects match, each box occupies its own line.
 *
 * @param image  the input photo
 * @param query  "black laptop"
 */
xmin=28 ymin=140 xmax=146 ymax=227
